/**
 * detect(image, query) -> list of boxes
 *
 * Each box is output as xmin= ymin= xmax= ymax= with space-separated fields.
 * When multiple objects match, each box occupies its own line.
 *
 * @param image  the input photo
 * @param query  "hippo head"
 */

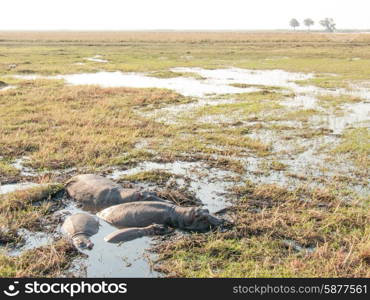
xmin=181 ymin=207 xmax=223 ymax=232
xmin=72 ymin=234 xmax=94 ymax=250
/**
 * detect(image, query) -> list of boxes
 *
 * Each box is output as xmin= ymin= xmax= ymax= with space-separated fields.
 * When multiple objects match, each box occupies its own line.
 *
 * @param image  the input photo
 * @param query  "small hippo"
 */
xmin=104 ymin=224 xmax=170 ymax=243
xmin=97 ymin=201 xmax=223 ymax=236
xmin=61 ymin=213 xmax=99 ymax=249
xmin=66 ymin=174 xmax=164 ymax=210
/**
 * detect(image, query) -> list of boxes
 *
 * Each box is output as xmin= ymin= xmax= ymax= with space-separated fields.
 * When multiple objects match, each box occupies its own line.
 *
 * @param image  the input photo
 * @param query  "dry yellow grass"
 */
xmin=1 ymin=31 xmax=370 ymax=43
xmin=154 ymin=182 xmax=370 ymax=277
xmin=0 ymin=239 xmax=79 ymax=277
xmin=0 ymin=184 xmax=64 ymax=245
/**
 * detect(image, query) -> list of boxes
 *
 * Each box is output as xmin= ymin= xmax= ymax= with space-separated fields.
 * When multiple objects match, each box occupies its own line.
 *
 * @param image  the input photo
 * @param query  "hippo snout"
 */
xmin=184 ymin=210 xmax=224 ymax=232
xmin=207 ymin=214 xmax=224 ymax=227
xmin=73 ymin=235 xmax=94 ymax=250
xmin=85 ymin=240 xmax=94 ymax=249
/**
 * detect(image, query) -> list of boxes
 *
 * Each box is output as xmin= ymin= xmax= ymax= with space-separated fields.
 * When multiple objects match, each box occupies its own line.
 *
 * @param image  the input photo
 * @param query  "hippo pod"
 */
xmin=97 ymin=201 xmax=223 ymax=240
xmin=66 ymin=174 xmax=165 ymax=211
xmin=61 ymin=213 xmax=99 ymax=249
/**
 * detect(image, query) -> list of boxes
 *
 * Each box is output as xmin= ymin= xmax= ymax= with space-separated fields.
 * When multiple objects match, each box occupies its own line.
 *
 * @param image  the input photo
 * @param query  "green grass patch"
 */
xmin=270 ymin=161 xmax=288 ymax=171
xmin=195 ymin=98 xmax=281 ymax=120
xmin=333 ymin=127 xmax=370 ymax=167
xmin=219 ymin=90 xmax=292 ymax=101
xmin=0 ymin=159 xmax=20 ymax=180
xmin=318 ymin=94 xmax=363 ymax=109
xmin=148 ymin=70 xmax=205 ymax=80
xmin=267 ymin=109 xmax=321 ymax=122
xmin=110 ymin=149 xmax=154 ymax=167
xmin=119 ymin=170 xmax=176 ymax=184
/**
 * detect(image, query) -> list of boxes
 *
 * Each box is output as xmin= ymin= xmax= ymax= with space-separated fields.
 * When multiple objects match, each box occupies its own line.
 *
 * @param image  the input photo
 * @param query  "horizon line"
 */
xmin=1 ymin=28 xmax=370 ymax=32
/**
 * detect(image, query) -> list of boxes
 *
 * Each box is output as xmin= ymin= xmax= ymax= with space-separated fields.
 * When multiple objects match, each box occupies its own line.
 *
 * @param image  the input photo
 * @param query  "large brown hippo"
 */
xmin=97 ymin=201 xmax=223 ymax=243
xmin=61 ymin=213 xmax=99 ymax=249
xmin=66 ymin=174 xmax=165 ymax=210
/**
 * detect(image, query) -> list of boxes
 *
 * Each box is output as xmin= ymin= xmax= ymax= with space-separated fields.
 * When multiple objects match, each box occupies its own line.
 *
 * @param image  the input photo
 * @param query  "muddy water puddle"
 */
xmin=11 ymin=157 xmax=37 ymax=177
xmin=310 ymin=102 xmax=370 ymax=134
xmin=7 ymin=230 xmax=53 ymax=256
xmin=84 ymin=55 xmax=108 ymax=63
xmin=171 ymin=67 xmax=313 ymax=90
xmin=0 ymin=182 xmax=40 ymax=194
xmin=59 ymin=71 xmax=257 ymax=97
xmin=281 ymin=95 xmax=318 ymax=109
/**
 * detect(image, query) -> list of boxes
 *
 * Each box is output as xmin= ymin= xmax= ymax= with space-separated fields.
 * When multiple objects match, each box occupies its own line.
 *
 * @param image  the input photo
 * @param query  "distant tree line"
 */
xmin=289 ymin=18 xmax=336 ymax=32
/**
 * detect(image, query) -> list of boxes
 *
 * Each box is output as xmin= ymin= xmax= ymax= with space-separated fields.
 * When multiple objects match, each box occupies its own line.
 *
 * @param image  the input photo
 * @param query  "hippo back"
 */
xmin=66 ymin=174 xmax=136 ymax=210
xmin=61 ymin=213 xmax=99 ymax=238
xmin=97 ymin=201 xmax=173 ymax=228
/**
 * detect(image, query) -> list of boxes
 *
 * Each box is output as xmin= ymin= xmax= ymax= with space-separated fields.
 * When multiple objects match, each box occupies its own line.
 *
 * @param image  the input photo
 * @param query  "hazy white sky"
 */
xmin=1 ymin=0 xmax=369 ymax=30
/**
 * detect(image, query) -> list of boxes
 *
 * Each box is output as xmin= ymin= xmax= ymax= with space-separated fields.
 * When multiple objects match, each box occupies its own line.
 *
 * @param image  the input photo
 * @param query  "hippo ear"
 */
xmin=193 ymin=209 xmax=205 ymax=218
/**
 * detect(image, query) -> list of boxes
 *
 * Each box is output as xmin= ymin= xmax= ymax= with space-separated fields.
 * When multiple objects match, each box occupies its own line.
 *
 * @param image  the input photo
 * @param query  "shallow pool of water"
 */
xmin=281 ymin=95 xmax=318 ymax=109
xmin=40 ymin=67 xmax=313 ymax=98
xmin=84 ymin=55 xmax=108 ymax=63
xmin=171 ymin=67 xmax=313 ymax=91
xmin=311 ymin=102 xmax=370 ymax=134
xmin=7 ymin=230 xmax=53 ymax=256
xmin=11 ymin=157 xmax=37 ymax=177
xmin=58 ymin=71 xmax=256 ymax=97
xmin=0 ymin=182 xmax=40 ymax=195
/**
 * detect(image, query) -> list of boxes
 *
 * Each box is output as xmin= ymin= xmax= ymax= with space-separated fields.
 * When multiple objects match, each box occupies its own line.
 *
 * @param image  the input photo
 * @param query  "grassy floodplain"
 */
xmin=0 ymin=31 xmax=369 ymax=277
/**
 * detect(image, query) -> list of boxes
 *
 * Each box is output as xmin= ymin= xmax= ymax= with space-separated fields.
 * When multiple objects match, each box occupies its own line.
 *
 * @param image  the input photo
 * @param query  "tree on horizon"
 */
xmin=289 ymin=18 xmax=300 ymax=31
xmin=304 ymin=18 xmax=314 ymax=31
xmin=320 ymin=18 xmax=336 ymax=32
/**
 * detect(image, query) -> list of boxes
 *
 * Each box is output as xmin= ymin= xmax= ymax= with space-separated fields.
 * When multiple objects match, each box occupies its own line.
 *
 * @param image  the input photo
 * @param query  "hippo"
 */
xmin=97 ymin=201 xmax=223 ymax=241
xmin=61 ymin=213 xmax=99 ymax=249
xmin=66 ymin=174 xmax=165 ymax=211
xmin=104 ymin=224 xmax=170 ymax=243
